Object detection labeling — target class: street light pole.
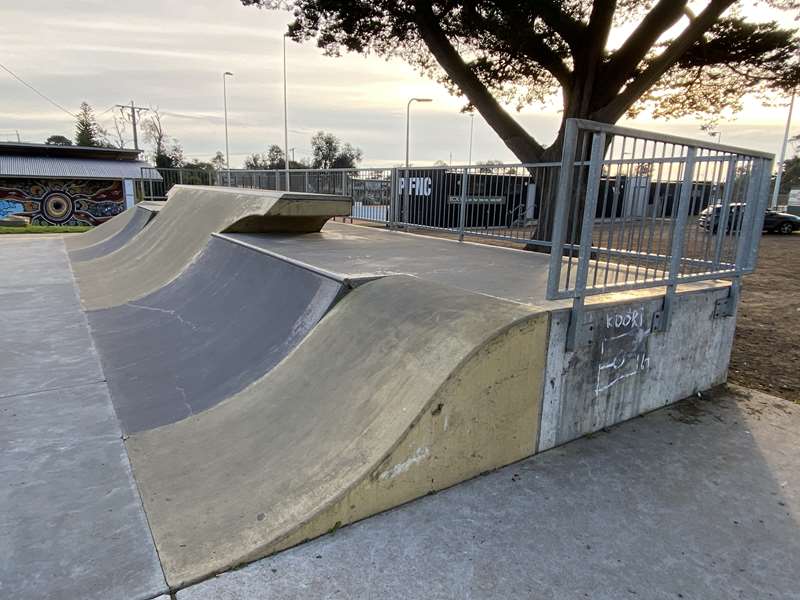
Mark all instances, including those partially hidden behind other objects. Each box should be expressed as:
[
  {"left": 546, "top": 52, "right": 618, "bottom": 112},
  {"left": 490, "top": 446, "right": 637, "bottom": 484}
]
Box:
[
  {"left": 283, "top": 34, "right": 290, "bottom": 191},
  {"left": 468, "top": 112, "right": 475, "bottom": 166},
  {"left": 223, "top": 71, "right": 234, "bottom": 185},
  {"left": 404, "top": 97, "right": 432, "bottom": 225},
  {"left": 772, "top": 87, "right": 796, "bottom": 209}
]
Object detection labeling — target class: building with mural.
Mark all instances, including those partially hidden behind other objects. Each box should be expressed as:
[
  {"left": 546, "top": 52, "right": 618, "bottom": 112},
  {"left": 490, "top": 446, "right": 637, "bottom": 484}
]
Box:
[{"left": 0, "top": 143, "right": 160, "bottom": 226}]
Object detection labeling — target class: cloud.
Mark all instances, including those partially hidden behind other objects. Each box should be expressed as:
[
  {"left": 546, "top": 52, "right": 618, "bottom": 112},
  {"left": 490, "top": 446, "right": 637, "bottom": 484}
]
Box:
[{"left": 0, "top": 0, "right": 791, "bottom": 166}]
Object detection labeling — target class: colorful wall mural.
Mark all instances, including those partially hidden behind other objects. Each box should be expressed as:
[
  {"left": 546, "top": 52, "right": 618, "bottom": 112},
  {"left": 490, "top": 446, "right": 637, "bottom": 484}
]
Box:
[{"left": 0, "top": 179, "right": 125, "bottom": 226}]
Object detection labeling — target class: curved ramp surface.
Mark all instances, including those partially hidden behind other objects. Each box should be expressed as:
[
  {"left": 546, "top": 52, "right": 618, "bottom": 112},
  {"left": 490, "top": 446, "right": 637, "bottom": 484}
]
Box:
[
  {"left": 69, "top": 203, "right": 157, "bottom": 262},
  {"left": 126, "top": 276, "right": 548, "bottom": 587},
  {"left": 64, "top": 204, "right": 138, "bottom": 251},
  {"left": 73, "top": 186, "right": 350, "bottom": 310},
  {"left": 88, "top": 235, "right": 346, "bottom": 434}
]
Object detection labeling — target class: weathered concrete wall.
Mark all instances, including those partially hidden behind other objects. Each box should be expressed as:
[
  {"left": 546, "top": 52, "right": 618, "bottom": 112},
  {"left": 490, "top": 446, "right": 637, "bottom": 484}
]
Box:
[{"left": 538, "top": 286, "right": 736, "bottom": 451}]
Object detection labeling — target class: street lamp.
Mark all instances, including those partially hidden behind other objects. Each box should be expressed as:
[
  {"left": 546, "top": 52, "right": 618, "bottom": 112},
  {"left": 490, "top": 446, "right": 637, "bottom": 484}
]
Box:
[
  {"left": 222, "top": 71, "right": 234, "bottom": 184},
  {"left": 468, "top": 111, "right": 475, "bottom": 166},
  {"left": 403, "top": 98, "right": 432, "bottom": 224},
  {"left": 772, "top": 87, "right": 796, "bottom": 209},
  {"left": 283, "top": 34, "right": 290, "bottom": 191}
]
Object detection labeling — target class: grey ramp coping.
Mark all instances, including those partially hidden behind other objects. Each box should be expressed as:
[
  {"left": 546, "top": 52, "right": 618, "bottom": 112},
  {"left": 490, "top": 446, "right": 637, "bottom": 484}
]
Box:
[
  {"left": 88, "top": 234, "right": 346, "bottom": 434},
  {"left": 64, "top": 203, "right": 139, "bottom": 251},
  {"left": 0, "top": 383, "right": 167, "bottom": 600},
  {"left": 126, "top": 276, "right": 547, "bottom": 588},
  {"left": 72, "top": 185, "right": 351, "bottom": 310},
  {"left": 69, "top": 203, "right": 156, "bottom": 262},
  {"left": 177, "top": 387, "right": 800, "bottom": 600}
]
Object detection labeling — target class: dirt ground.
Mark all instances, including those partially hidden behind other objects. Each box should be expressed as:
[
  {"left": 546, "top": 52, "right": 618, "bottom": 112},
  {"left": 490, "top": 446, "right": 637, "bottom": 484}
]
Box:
[{"left": 729, "top": 232, "right": 800, "bottom": 404}]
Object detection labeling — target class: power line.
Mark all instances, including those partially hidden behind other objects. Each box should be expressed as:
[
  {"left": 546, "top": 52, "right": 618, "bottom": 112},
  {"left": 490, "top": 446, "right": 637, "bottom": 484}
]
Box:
[{"left": 0, "top": 61, "right": 76, "bottom": 118}]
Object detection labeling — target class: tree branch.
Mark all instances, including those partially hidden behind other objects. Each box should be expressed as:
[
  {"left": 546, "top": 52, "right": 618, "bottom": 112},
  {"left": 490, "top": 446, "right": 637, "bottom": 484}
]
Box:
[
  {"left": 532, "top": 1, "right": 585, "bottom": 50},
  {"left": 412, "top": 1, "right": 546, "bottom": 161},
  {"left": 595, "top": 0, "right": 736, "bottom": 122},
  {"left": 601, "top": 0, "right": 689, "bottom": 96}
]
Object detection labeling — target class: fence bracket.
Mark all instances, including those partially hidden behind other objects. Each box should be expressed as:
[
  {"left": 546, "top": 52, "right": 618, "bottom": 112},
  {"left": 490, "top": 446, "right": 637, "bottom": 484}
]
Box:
[
  {"left": 713, "top": 279, "right": 739, "bottom": 319},
  {"left": 565, "top": 299, "right": 597, "bottom": 351}
]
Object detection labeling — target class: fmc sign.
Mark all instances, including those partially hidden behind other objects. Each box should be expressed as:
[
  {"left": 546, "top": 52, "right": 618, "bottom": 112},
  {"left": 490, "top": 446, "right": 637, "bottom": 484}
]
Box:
[{"left": 397, "top": 168, "right": 539, "bottom": 228}]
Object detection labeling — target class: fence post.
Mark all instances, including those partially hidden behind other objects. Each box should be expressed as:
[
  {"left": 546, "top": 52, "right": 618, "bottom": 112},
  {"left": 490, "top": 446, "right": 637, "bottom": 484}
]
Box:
[
  {"left": 402, "top": 167, "right": 410, "bottom": 229},
  {"left": 657, "top": 145, "right": 697, "bottom": 333},
  {"left": 565, "top": 131, "right": 606, "bottom": 350},
  {"left": 458, "top": 167, "right": 468, "bottom": 241},
  {"left": 547, "top": 118, "right": 579, "bottom": 300},
  {"left": 388, "top": 168, "right": 398, "bottom": 229}
]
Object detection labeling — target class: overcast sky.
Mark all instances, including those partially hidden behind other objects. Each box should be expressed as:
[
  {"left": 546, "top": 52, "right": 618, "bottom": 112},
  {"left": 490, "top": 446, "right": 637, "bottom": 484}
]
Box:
[{"left": 0, "top": 0, "right": 795, "bottom": 167}]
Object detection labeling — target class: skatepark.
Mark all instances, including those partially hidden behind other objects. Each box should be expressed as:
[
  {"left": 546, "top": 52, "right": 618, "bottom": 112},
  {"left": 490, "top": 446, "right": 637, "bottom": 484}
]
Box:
[{"left": 2, "top": 122, "right": 798, "bottom": 599}]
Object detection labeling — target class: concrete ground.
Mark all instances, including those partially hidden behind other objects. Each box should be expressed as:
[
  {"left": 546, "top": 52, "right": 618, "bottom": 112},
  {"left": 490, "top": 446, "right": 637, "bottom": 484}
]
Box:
[
  {"left": 2, "top": 233, "right": 798, "bottom": 599},
  {"left": 0, "top": 236, "right": 167, "bottom": 599},
  {"left": 179, "top": 385, "right": 799, "bottom": 600}
]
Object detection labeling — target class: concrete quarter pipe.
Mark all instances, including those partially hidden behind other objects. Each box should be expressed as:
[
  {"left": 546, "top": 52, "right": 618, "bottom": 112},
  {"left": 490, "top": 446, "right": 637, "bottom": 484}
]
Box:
[
  {"left": 125, "top": 276, "right": 549, "bottom": 587},
  {"left": 69, "top": 202, "right": 161, "bottom": 262},
  {"left": 88, "top": 234, "right": 348, "bottom": 433},
  {"left": 73, "top": 186, "right": 350, "bottom": 310}
]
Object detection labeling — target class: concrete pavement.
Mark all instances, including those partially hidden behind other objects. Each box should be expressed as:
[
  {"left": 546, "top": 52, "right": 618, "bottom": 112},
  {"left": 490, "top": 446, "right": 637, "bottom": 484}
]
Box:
[
  {"left": 179, "top": 385, "right": 800, "bottom": 600},
  {"left": 0, "top": 236, "right": 166, "bottom": 600}
]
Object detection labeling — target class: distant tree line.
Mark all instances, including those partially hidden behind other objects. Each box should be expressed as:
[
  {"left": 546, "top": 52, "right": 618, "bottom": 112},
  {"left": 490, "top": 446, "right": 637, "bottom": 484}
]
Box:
[
  {"left": 45, "top": 102, "right": 363, "bottom": 173},
  {"left": 244, "top": 132, "right": 362, "bottom": 170}
]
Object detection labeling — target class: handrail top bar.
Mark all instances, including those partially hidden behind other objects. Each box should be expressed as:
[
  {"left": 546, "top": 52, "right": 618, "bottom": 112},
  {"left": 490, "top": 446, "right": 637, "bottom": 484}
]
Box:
[
  {"left": 220, "top": 162, "right": 563, "bottom": 174},
  {"left": 568, "top": 118, "right": 775, "bottom": 160}
]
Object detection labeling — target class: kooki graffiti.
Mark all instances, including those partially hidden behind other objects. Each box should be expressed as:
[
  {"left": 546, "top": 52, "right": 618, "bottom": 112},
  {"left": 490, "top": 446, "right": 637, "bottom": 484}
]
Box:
[{"left": 0, "top": 179, "right": 125, "bottom": 225}]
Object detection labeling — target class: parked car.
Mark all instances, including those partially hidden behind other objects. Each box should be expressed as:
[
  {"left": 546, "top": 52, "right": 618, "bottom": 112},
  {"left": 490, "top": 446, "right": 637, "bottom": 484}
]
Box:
[
  {"left": 698, "top": 204, "right": 800, "bottom": 235},
  {"left": 697, "top": 203, "right": 744, "bottom": 234},
  {"left": 763, "top": 209, "right": 800, "bottom": 234}
]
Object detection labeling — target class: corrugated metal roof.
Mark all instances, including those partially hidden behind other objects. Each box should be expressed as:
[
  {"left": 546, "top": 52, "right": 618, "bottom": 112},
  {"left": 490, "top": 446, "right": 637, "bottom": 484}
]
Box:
[{"left": 0, "top": 156, "right": 161, "bottom": 180}]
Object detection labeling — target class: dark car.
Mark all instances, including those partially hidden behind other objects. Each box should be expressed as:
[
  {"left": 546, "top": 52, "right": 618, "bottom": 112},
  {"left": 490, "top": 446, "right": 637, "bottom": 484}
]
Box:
[
  {"left": 763, "top": 209, "right": 800, "bottom": 234},
  {"left": 698, "top": 203, "right": 744, "bottom": 234},
  {"left": 698, "top": 204, "right": 800, "bottom": 235}
]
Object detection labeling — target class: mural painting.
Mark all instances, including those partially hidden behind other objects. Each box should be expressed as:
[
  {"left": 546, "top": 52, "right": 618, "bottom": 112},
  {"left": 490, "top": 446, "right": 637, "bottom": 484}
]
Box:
[{"left": 0, "top": 179, "right": 125, "bottom": 226}]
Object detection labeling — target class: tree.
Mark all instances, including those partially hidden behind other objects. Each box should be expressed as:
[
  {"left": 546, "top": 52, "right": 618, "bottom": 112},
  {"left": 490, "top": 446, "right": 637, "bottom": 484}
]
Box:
[
  {"left": 243, "top": 1, "right": 800, "bottom": 163},
  {"left": 310, "top": 131, "right": 362, "bottom": 169},
  {"left": 778, "top": 156, "right": 800, "bottom": 195},
  {"left": 74, "top": 102, "right": 109, "bottom": 147},
  {"left": 142, "top": 109, "right": 184, "bottom": 168},
  {"left": 212, "top": 151, "right": 226, "bottom": 170},
  {"left": 45, "top": 135, "right": 72, "bottom": 146}
]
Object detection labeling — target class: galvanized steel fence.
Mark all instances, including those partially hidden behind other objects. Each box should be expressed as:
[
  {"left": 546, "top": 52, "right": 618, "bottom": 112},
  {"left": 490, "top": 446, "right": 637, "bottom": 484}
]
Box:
[{"left": 547, "top": 119, "right": 773, "bottom": 347}]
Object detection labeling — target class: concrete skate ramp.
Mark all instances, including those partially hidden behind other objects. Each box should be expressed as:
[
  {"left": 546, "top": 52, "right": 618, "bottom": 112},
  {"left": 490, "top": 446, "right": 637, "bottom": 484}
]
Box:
[
  {"left": 126, "top": 276, "right": 549, "bottom": 587},
  {"left": 73, "top": 186, "right": 351, "bottom": 310},
  {"left": 88, "top": 235, "right": 347, "bottom": 434},
  {"left": 69, "top": 203, "right": 159, "bottom": 262},
  {"left": 64, "top": 204, "right": 139, "bottom": 251}
]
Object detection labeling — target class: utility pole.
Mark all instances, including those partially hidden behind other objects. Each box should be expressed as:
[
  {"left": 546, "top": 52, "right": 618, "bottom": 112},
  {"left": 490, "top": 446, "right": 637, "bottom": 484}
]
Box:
[{"left": 115, "top": 101, "right": 149, "bottom": 150}]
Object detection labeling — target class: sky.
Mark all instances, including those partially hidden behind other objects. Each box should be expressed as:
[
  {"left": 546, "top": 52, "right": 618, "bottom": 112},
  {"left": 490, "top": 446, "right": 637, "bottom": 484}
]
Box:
[{"left": 0, "top": 0, "right": 796, "bottom": 168}]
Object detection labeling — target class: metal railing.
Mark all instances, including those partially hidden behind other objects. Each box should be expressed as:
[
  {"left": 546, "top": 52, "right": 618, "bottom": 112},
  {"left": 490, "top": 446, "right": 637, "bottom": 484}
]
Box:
[
  {"left": 140, "top": 167, "right": 214, "bottom": 201},
  {"left": 218, "top": 167, "right": 394, "bottom": 224},
  {"left": 220, "top": 164, "right": 561, "bottom": 245},
  {"left": 547, "top": 119, "right": 773, "bottom": 347}
]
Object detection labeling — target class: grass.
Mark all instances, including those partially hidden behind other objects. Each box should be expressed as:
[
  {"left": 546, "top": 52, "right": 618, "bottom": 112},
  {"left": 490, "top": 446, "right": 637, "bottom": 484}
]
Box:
[{"left": 0, "top": 225, "right": 92, "bottom": 234}]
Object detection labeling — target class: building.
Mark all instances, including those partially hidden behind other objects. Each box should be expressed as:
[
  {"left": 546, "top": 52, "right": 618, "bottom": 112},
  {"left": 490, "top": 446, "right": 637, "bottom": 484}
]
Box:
[{"left": 0, "top": 142, "right": 160, "bottom": 226}]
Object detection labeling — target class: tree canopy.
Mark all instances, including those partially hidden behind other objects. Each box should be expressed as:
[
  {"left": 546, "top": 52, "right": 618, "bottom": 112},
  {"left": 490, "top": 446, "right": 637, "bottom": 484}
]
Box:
[
  {"left": 310, "top": 131, "right": 362, "bottom": 168},
  {"left": 142, "top": 109, "right": 184, "bottom": 168},
  {"left": 243, "top": 0, "right": 800, "bottom": 162},
  {"left": 74, "top": 102, "right": 109, "bottom": 148},
  {"left": 45, "top": 135, "right": 72, "bottom": 146}
]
